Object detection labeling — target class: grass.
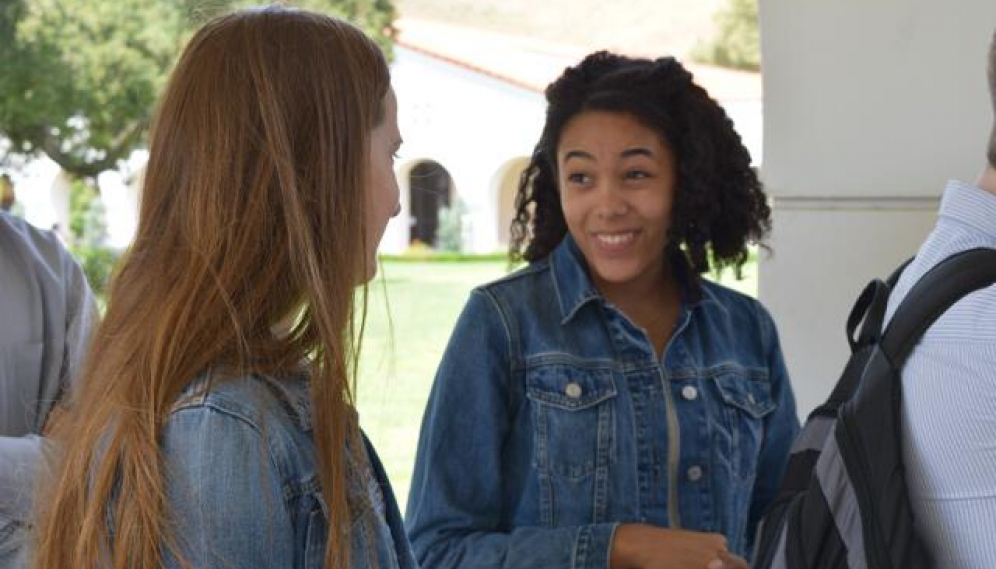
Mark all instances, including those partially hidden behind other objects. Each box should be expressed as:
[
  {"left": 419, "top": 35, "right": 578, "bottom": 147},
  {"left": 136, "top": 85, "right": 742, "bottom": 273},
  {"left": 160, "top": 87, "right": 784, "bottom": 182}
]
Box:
[
  {"left": 355, "top": 256, "right": 757, "bottom": 509},
  {"left": 355, "top": 260, "right": 509, "bottom": 509}
]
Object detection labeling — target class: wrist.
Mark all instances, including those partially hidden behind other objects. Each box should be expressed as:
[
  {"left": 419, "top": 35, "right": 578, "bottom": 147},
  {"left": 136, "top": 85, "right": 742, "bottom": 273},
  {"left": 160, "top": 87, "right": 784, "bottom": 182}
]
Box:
[{"left": 609, "top": 523, "right": 646, "bottom": 569}]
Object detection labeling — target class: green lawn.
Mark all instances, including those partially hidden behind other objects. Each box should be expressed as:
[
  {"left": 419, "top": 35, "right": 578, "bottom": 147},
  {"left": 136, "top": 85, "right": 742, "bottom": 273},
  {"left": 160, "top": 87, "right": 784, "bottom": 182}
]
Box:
[{"left": 355, "top": 257, "right": 757, "bottom": 509}]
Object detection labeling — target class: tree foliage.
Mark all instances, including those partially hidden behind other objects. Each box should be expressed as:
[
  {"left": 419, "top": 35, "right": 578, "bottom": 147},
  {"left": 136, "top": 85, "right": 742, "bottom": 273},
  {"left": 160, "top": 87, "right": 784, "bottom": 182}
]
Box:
[
  {"left": 693, "top": 0, "right": 760, "bottom": 72},
  {"left": 0, "top": 0, "right": 185, "bottom": 179},
  {"left": 0, "top": 0, "right": 396, "bottom": 183}
]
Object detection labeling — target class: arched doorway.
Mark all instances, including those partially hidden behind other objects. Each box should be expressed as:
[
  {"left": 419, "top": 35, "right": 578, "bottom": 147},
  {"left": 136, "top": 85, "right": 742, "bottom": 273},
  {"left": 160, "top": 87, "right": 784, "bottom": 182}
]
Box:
[
  {"left": 491, "top": 156, "right": 530, "bottom": 249},
  {"left": 408, "top": 160, "right": 453, "bottom": 247}
]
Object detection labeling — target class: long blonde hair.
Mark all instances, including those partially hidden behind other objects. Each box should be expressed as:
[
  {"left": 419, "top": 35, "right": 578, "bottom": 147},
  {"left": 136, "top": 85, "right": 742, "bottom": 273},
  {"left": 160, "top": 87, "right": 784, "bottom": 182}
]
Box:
[{"left": 34, "top": 7, "right": 389, "bottom": 569}]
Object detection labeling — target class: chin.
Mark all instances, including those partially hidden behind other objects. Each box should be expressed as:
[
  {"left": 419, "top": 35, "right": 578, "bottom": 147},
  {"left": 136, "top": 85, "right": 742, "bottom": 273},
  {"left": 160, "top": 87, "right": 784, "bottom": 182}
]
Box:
[
  {"left": 363, "top": 263, "right": 378, "bottom": 283},
  {"left": 590, "top": 262, "right": 640, "bottom": 285}
]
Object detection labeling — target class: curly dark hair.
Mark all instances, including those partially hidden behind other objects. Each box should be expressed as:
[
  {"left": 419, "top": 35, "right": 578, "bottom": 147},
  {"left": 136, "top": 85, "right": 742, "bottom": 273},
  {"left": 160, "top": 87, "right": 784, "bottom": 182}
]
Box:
[{"left": 509, "top": 51, "right": 771, "bottom": 278}]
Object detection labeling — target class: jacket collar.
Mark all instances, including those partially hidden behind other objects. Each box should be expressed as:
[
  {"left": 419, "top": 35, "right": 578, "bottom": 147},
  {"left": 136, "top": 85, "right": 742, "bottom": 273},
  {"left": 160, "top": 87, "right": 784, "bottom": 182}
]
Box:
[
  {"left": 550, "top": 235, "right": 603, "bottom": 324},
  {"left": 549, "top": 235, "right": 708, "bottom": 325}
]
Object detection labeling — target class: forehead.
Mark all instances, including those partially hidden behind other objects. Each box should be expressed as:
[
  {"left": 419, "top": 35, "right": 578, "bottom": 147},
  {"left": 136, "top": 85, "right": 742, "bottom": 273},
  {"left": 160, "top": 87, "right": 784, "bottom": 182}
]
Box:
[{"left": 557, "top": 111, "right": 664, "bottom": 153}]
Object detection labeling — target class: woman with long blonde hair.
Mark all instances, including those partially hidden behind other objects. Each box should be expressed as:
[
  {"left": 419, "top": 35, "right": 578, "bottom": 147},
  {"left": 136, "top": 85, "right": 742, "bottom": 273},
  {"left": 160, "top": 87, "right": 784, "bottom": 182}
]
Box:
[{"left": 33, "top": 6, "right": 412, "bottom": 569}]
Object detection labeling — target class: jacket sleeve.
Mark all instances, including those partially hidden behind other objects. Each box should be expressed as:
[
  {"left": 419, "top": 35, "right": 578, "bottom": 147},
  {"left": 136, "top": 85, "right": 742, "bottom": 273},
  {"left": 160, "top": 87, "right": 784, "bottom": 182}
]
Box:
[
  {"left": 746, "top": 304, "right": 800, "bottom": 551},
  {"left": 58, "top": 245, "right": 99, "bottom": 403},
  {"left": 0, "top": 224, "right": 98, "bottom": 528},
  {"left": 161, "top": 404, "right": 296, "bottom": 569},
  {"left": 405, "top": 289, "right": 618, "bottom": 569}
]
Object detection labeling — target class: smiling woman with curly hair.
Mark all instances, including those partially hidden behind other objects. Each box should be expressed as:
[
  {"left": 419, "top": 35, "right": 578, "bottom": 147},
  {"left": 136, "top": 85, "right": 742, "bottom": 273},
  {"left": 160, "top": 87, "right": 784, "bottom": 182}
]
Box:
[
  {"left": 510, "top": 51, "right": 770, "bottom": 277},
  {"left": 406, "top": 51, "right": 799, "bottom": 569}
]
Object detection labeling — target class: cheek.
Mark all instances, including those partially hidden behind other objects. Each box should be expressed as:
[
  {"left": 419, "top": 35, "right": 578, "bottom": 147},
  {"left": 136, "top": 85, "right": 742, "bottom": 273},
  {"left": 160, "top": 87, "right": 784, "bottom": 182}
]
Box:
[
  {"left": 372, "top": 166, "right": 398, "bottom": 224},
  {"left": 369, "top": 159, "right": 394, "bottom": 202},
  {"left": 558, "top": 188, "right": 583, "bottom": 227},
  {"left": 647, "top": 186, "right": 676, "bottom": 226}
]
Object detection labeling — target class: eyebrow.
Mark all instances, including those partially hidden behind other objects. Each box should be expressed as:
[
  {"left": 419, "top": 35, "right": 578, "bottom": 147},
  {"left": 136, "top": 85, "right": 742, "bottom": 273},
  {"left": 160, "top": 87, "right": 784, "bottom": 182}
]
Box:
[
  {"left": 562, "top": 147, "right": 655, "bottom": 163},
  {"left": 620, "top": 147, "right": 654, "bottom": 159},
  {"left": 563, "top": 150, "right": 594, "bottom": 163}
]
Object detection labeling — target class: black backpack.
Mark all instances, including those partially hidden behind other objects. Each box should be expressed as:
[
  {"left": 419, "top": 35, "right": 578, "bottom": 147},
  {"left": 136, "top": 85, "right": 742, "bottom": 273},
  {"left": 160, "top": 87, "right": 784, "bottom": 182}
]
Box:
[{"left": 752, "top": 248, "right": 996, "bottom": 569}]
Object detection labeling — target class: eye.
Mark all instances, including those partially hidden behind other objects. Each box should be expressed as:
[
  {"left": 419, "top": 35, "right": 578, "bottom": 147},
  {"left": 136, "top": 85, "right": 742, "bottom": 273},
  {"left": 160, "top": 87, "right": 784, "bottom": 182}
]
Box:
[
  {"left": 565, "top": 172, "right": 591, "bottom": 185},
  {"left": 625, "top": 170, "right": 651, "bottom": 180}
]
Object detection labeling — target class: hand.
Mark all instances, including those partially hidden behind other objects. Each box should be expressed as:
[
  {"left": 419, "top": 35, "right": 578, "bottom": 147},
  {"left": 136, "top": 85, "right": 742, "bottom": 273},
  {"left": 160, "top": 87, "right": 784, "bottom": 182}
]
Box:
[
  {"left": 715, "top": 550, "right": 748, "bottom": 569},
  {"left": 609, "top": 524, "right": 748, "bottom": 569}
]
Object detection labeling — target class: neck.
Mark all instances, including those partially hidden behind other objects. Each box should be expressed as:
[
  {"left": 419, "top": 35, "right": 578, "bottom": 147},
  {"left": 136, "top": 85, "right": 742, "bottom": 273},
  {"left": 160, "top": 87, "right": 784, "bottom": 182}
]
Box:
[
  {"left": 595, "top": 266, "right": 670, "bottom": 312},
  {"left": 593, "top": 263, "right": 681, "bottom": 358},
  {"left": 977, "top": 164, "right": 996, "bottom": 195}
]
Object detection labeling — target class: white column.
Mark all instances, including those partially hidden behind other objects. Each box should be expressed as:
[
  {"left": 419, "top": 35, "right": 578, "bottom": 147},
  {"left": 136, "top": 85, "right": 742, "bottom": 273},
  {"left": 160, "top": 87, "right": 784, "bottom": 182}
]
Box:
[{"left": 758, "top": 0, "right": 996, "bottom": 416}]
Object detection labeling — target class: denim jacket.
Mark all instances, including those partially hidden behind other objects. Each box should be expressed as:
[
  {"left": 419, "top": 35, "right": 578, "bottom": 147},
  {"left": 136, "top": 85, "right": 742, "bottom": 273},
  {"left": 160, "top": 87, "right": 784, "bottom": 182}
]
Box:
[
  {"left": 405, "top": 237, "right": 799, "bottom": 569},
  {"left": 159, "top": 372, "right": 418, "bottom": 569}
]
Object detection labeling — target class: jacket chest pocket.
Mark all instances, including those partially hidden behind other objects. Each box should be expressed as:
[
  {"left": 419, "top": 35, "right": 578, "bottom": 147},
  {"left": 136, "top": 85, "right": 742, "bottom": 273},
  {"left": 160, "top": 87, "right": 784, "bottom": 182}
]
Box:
[
  {"left": 708, "top": 371, "right": 775, "bottom": 484},
  {"left": 525, "top": 366, "right": 618, "bottom": 481}
]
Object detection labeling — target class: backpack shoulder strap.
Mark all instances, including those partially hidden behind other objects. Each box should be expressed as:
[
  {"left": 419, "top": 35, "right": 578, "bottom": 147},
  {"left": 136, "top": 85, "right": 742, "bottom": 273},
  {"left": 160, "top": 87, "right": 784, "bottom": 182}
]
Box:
[
  {"left": 819, "top": 256, "right": 913, "bottom": 414},
  {"left": 881, "top": 248, "right": 996, "bottom": 365},
  {"left": 844, "top": 256, "right": 912, "bottom": 353},
  {"left": 885, "top": 256, "right": 915, "bottom": 289}
]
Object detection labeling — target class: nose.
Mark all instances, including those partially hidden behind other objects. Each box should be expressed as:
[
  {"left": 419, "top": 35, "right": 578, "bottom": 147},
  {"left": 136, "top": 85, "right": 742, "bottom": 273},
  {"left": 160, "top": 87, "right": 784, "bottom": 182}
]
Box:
[{"left": 595, "top": 180, "right": 629, "bottom": 219}]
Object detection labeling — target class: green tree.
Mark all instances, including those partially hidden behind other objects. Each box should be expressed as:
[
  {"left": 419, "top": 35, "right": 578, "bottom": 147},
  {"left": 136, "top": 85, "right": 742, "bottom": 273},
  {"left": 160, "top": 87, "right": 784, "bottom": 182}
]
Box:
[
  {"left": 185, "top": 0, "right": 396, "bottom": 55},
  {"left": 0, "top": 0, "right": 396, "bottom": 186},
  {"left": 254, "top": 0, "right": 396, "bottom": 55},
  {"left": 67, "top": 178, "right": 120, "bottom": 295},
  {"left": 693, "top": 0, "right": 760, "bottom": 72},
  {"left": 0, "top": 0, "right": 185, "bottom": 180}
]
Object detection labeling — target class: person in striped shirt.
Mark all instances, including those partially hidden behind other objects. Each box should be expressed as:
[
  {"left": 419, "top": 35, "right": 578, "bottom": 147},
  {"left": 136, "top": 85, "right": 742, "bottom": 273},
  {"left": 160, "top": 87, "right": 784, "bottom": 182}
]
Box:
[{"left": 883, "top": 28, "right": 996, "bottom": 569}]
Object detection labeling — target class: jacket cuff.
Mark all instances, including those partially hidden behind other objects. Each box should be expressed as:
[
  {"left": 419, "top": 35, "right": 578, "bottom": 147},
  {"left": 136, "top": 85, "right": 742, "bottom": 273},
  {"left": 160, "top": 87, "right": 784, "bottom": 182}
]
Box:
[{"left": 573, "top": 522, "right": 619, "bottom": 569}]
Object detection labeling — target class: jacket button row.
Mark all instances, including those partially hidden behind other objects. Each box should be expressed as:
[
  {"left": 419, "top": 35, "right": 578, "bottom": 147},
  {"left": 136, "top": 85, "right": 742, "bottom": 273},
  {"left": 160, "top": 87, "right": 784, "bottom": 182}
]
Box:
[
  {"left": 565, "top": 382, "right": 583, "bottom": 399},
  {"left": 681, "top": 385, "right": 698, "bottom": 401}
]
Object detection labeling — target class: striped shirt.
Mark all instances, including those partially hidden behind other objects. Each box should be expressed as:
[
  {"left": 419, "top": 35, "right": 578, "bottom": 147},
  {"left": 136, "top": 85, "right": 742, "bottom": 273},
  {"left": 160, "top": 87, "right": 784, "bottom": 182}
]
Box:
[{"left": 884, "top": 180, "right": 996, "bottom": 568}]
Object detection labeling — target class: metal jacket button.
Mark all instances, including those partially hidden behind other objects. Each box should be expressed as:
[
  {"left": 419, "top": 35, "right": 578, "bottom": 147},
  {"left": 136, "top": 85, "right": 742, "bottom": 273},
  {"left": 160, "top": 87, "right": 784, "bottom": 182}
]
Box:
[{"left": 687, "top": 465, "right": 703, "bottom": 482}]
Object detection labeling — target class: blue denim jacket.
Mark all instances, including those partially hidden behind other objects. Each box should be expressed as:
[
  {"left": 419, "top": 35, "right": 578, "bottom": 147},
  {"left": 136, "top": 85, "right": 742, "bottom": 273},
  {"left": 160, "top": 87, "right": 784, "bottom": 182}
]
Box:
[
  {"left": 159, "top": 372, "right": 418, "bottom": 569},
  {"left": 405, "top": 237, "right": 799, "bottom": 569}
]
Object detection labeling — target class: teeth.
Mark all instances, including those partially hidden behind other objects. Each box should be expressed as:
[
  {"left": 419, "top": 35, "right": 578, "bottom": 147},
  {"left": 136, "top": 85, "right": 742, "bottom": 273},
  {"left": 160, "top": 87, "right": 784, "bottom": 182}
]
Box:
[{"left": 596, "top": 232, "right": 635, "bottom": 246}]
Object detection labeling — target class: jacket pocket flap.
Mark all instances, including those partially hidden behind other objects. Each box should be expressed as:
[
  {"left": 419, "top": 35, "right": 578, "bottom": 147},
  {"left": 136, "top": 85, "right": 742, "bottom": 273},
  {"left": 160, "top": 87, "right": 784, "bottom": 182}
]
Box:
[
  {"left": 526, "top": 366, "right": 617, "bottom": 411},
  {"left": 712, "top": 371, "right": 774, "bottom": 419}
]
